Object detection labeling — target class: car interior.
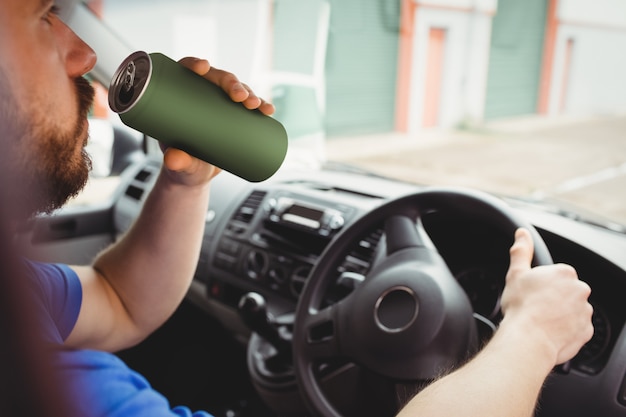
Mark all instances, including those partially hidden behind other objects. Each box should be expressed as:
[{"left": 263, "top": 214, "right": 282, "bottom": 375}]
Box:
[{"left": 12, "top": 0, "right": 626, "bottom": 416}]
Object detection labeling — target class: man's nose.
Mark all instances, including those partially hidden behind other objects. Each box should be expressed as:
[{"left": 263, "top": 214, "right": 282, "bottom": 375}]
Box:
[{"left": 62, "top": 21, "right": 97, "bottom": 78}]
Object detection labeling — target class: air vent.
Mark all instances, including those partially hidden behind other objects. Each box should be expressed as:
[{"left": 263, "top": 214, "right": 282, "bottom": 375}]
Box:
[
  {"left": 125, "top": 184, "right": 144, "bottom": 201},
  {"left": 134, "top": 169, "right": 153, "bottom": 182},
  {"left": 232, "top": 190, "right": 267, "bottom": 224},
  {"left": 339, "top": 226, "right": 384, "bottom": 275}
]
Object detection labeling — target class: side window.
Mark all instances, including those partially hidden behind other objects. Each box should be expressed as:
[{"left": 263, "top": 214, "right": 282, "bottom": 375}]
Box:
[{"left": 85, "top": 80, "right": 114, "bottom": 178}]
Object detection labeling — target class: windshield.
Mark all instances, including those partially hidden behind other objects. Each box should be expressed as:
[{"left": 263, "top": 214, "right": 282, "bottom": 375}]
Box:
[{"left": 82, "top": 0, "right": 626, "bottom": 229}]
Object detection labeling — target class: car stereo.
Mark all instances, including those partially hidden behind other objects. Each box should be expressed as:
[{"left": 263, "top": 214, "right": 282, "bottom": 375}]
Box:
[{"left": 266, "top": 197, "right": 346, "bottom": 237}]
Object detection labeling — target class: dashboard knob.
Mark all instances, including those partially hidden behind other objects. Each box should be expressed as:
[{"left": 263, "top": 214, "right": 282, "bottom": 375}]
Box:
[
  {"left": 265, "top": 198, "right": 278, "bottom": 213},
  {"left": 328, "top": 213, "right": 345, "bottom": 230}
]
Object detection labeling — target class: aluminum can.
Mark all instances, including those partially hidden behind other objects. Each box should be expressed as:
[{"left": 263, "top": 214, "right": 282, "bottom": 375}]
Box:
[{"left": 108, "top": 51, "right": 288, "bottom": 182}]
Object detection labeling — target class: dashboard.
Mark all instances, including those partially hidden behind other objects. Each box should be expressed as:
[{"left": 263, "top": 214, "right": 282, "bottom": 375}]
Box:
[{"left": 113, "top": 156, "right": 626, "bottom": 416}]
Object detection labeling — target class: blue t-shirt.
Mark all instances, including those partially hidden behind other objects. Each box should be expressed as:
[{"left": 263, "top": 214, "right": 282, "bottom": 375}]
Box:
[{"left": 23, "top": 260, "right": 213, "bottom": 417}]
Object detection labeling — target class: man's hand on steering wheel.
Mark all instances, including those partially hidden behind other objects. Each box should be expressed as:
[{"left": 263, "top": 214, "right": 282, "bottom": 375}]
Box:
[{"left": 500, "top": 228, "right": 594, "bottom": 366}]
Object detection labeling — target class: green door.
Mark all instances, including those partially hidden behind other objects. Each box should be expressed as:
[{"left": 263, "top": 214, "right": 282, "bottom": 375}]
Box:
[
  {"left": 484, "top": 0, "right": 547, "bottom": 119},
  {"left": 324, "top": 0, "right": 400, "bottom": 136},
  {"left": 272, "top": 0, "right": 400, "bottom": 137}
]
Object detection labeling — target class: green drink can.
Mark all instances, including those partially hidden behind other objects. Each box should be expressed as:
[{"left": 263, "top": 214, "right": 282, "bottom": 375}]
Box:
[{"left": 108, "top": 51, "right": 288, "bottom": 182}]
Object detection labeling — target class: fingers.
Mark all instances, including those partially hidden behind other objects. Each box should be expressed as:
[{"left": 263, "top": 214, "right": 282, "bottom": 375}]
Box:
[
  {"left": 205, "top": 68, "right": 275, "bottom": 115},
  {"left": 235, "top": 81, "right": 276, "bottom": 115},
  {"left": 506, "top": 228, "right": 534, "bottom": 281},
  {"left": 556, "top": 280, "right": 594, "bottom": 364},
  {"left": 178, "top": 56, "right": 275, "bottom": 116},
  {"left": 207, "top": 68, "right": 250, "bottom": 103},
  {"left": 501, "top": 228, "right": 594, "bottom": 366},
  {"left": 178, "top": 56, "right": 211, "bottom": 77}
]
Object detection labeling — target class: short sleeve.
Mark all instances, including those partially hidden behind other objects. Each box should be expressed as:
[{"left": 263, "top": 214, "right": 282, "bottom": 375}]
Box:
[{"left": 22, "top": 260, "right": 83, "bottom": 344}]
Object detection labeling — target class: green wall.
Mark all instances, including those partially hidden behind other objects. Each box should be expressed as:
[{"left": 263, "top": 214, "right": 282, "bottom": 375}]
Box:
[
  {"left": 272, "top": 0, "right": 401, "bottom": 137},
  {"left": 484, "top": 0, "right": 548, "bottom": 119}
]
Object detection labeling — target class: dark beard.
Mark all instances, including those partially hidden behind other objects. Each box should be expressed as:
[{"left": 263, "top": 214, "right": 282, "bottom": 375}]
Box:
[{"left": 0, "top": 73, "right": 95, "bottom": 223}]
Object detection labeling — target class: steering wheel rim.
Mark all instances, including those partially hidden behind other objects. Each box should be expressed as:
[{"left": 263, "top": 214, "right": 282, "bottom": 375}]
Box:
[{"left": 292, "top": 187, "right": 553, "bottom": 417}]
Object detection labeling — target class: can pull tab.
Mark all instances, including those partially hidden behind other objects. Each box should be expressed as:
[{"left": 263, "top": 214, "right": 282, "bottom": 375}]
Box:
[{"left": 118, "top": 61, "right": 136, "bottom": 104}]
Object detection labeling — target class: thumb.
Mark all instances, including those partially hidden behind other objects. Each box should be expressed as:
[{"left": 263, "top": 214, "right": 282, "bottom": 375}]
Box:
[
  {"left": 163, "top": 147, "right": 194, "bottom": 173},
  {"left": 506, "top": 228, "right": 534, "bottom": 281}
]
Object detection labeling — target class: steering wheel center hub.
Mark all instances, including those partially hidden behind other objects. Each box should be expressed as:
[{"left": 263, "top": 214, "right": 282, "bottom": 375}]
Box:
[{"left": 374, "top": 286, "right": 419, "bottom": 333}]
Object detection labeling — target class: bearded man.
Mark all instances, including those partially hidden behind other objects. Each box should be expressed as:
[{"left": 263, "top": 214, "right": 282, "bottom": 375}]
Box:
[{"left": 0, "top": 1, "right": 593, "bottom": 417}]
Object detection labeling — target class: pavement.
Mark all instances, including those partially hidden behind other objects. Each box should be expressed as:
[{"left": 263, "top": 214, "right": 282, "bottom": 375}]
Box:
[{"left": 326, "top": 113, "right": 626, "bottom": 228}]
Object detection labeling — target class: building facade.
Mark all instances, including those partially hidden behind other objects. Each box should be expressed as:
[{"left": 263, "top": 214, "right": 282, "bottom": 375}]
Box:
[
  {"left": 97, "top": 0, "right": 626, "bottom": 138},
  {"left": 394, "top": 0, "right": 626, "bottom": 133}
]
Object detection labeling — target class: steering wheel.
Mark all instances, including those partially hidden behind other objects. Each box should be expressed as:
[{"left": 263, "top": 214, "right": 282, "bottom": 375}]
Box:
[{"left": 292, "top": 187, "right": 552, "bottom": 417}]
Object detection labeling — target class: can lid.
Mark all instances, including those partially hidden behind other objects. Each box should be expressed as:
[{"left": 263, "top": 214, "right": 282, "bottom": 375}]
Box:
[{"left": 108, "top": 51, "right": 152, "bottom": 114}]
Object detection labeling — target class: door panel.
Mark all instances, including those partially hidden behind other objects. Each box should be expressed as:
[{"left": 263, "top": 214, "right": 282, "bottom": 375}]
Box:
[
  {"left": 484, "top": 0, "right": 547, "bottom": 119},
  {"left": 16, "top": 206, "right": 115, "bottom": 265}
]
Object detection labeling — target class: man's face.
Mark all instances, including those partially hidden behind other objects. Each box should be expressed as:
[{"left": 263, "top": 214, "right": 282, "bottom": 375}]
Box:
[{"left": 0, "top": 0, "right": 97, "bottom": 222}]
